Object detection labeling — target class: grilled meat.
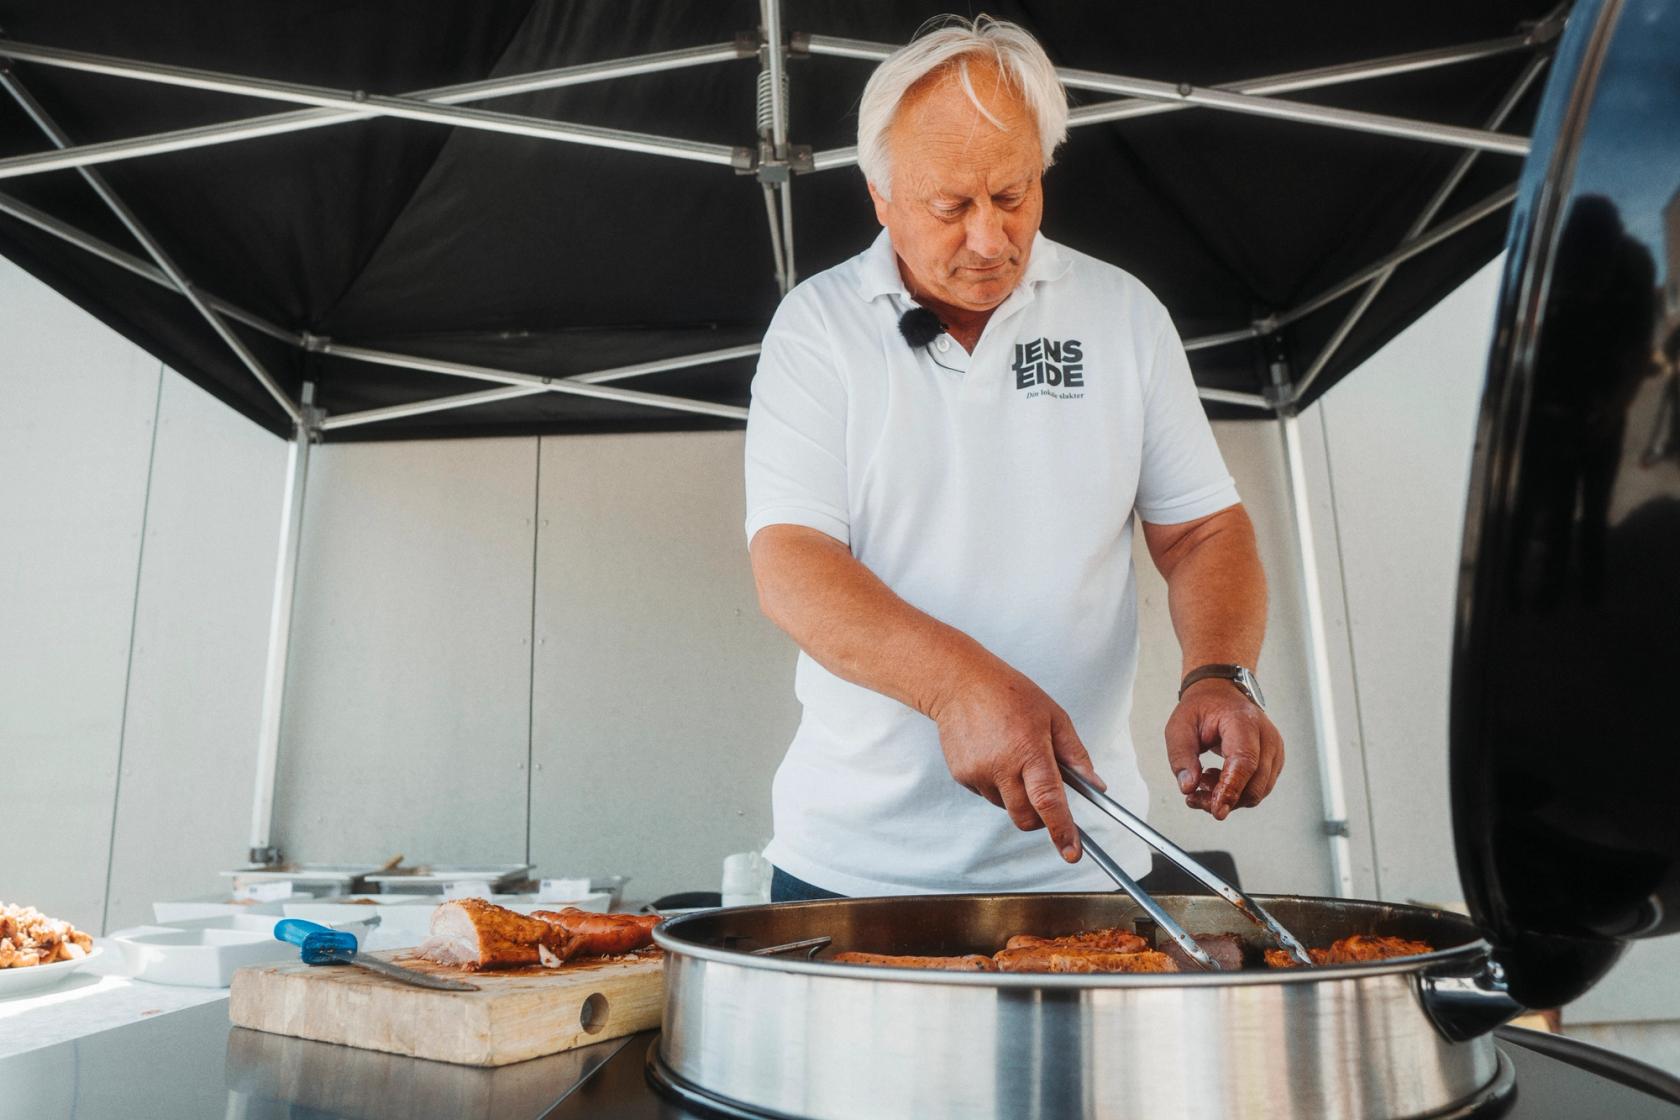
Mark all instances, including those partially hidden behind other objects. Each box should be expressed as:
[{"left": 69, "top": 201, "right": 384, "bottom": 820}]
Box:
[
  {"left": 994, "top": 946, "right": 1180, "bottom": 973},
  {"left": 0, "top": 902, "right": 93, "bottom": 968},
  {"left": 1003, "top": 926, "right": 1149, "bottom": 954},
  {"left": 417, "top": 899, "right": 572, "bottom": 970},
  {"left": 1159, "top": 932, "right": 1247, "bottom": 971},
  {"left": 531, "top": 908, "right": 662, "bottom": 959},
  {"left": 1264, "top": 934, "right": 1434, "bottom": 969},
  {"left": 831, "top": 951, "right": 997, "bottom": 971}
]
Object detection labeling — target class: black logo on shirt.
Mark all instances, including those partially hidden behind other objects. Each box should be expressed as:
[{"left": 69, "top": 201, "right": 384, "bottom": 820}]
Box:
[{"left": 1012, "top": 338, "right": 1084, "bottom": 392}]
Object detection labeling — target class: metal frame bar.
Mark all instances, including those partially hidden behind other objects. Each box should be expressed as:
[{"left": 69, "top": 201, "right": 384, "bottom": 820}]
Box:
[
  {"left": 249, "top": 383, "right": 315, "bottom": 863},
  {"left": 1291, "top": 52, "right": 1552, "bottom": 400},
  {"left": 804, "top": 33, "right": 1531, "bottom": 169},
  {"left": 319, "top": 385, "right": 546, "bottom": 432},
  {"left": 317, "top": 341, "right": 751, "bottom": 422},
  {"left": 0, "top": 41, "right": 750, "bottom": 181},
  {"left": 0, "top": 39, "right": 743, "bottom": 168},
  {"left": 1280, "top": 411, "right": 1355, "bottom": 898},
  {"left": 0, "top": 69, "right": 302, "bottom": 423},
  {"left": 1196, "top": 387, "right": 1271, "bottom": 409}
]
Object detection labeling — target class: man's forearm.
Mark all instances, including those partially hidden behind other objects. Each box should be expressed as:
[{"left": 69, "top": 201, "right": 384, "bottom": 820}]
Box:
[
  {"left": 749, "top": 524, "right": 993, "bottom": 718},
  {"left": 1144, "top": 506, "right": 1267, "bottom": 675}
]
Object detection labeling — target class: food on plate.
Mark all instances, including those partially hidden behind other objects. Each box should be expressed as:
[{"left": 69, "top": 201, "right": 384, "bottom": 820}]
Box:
[
  {"left": 415, "top": 899, "right": 663, "bottom": 971},
  {"left": 993, "top": 946, "right": 1180, "bottom": 973},
  {"left": 1264, "top": 934, "right": 1434, "bottom": 969},
  {"left": 0, "top": 902, "right": 93, "bottom": 968},
  {"left": 531, "top": 907, "right": 662, "bottom": 958},
  {"left": 1003, "top": 926, "right": 1148, "bottom": 954},
  {"left": 831, "top": 951, "right": 997, "bottom": 971}
]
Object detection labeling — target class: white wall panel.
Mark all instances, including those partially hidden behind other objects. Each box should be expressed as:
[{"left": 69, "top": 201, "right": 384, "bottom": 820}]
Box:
[
  {"left": 1317, "top": 258, "right": 1502, "bottom": 907},
  {"left": 272, "top": 437, "right": 536, "bottom": 866},
  {"left": 0, "top": 257, "right": 159, "bottom": 931},
  {"left": 529, "top": 432, "right": 800, "bottom": 902},
  {"left": 103, "top": 370, "right": 286, "bottom": 931}
]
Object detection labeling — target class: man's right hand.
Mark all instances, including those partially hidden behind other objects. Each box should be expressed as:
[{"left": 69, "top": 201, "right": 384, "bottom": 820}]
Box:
[{"left": 928, "top": 663, "right": 1107, "bottom": 864}]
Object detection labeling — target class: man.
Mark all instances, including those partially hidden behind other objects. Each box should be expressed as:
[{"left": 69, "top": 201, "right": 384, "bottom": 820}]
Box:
[{"left": 744, "top": 17, "right": 1283, "bottom": 902}]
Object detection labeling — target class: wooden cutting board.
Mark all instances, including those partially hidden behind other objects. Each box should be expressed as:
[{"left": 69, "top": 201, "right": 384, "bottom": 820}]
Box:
[{"left": 228, "top": 948, "right": 664, "bottom": 1067}]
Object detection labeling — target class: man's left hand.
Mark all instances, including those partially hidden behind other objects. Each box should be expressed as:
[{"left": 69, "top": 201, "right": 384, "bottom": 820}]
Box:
[{"left": 1164, "top": 678, "right": 1284, "bottom": 820}]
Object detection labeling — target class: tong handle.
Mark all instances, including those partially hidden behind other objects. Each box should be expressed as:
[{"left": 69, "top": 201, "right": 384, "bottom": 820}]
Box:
[{"left": 1062, "top": 766, "right": 1314, "bottom": 965}]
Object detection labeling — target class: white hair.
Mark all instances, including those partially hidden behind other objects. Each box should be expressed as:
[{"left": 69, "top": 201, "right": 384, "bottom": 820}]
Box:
[{"left": 857, "top": 15, "right": 1068, "bottom": 199}]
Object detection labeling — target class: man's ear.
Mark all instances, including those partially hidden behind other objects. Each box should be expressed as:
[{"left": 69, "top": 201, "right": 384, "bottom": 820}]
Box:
[{"left": 866, "top": 179, "right": 891, "bottom": 228}]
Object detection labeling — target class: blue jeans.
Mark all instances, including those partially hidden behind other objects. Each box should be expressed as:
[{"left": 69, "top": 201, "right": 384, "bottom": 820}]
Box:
[{"left": 771, "top": 867, "right": 846, "bottom": 902}]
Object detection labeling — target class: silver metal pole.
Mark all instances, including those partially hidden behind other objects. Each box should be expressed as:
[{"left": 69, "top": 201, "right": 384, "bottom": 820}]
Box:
[
  {"left": 761, "top": 0, "right": 788, "bottom": 153},
  {"left": 1275, "top": 185, "right": 1517, "bottom": 330},
  {"left": 802, "top": 34, "right": 1530, "bottom": 158},
  {"left": 0, "top": 41, "right": 749, "bottom": 181},
  {"left": 319, "top": 384, "right": 546, "bottom": 431},
  {"left": 0, "top": 191, "right": 301, "bottom": 345},
  {"left": 1196, "top": 387, "right": 1271, "bottom": 409},
  {"left": 249, "top": 384, "right": 316, "bottom": 864},
  {"left": 1184, "top": 325, "right": 1263, "bottom": 352},
  {"left": 779, "top": 182, "right": 797, "bottom": 289},
  {"left": 762, "top": 184, "right": 790, "bottom": 295},
  {"left": 320, "top": 342, "right": 763, "bottom": 430},
  {"left": 1279, "top": 411, "right": 1355, "bottom": 897},
  {"left": 0, "top": 70, "right": 302, "bottom": 424},
  {"left": 1291, "top": 53, "right": 1551, "bottom": 401},
  {"left": 319, "top": 341, "right": 750, "bottom": 421},
  {"left": 1066, "top": 34, "right": 1537, "bottom": 129},
  {"left": 0, "top": 39, "right": 742, "bottom": 168}
]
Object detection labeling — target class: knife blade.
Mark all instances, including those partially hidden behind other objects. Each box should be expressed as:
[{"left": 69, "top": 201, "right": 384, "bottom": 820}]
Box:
[
  {"left": 273, "top": 918, "right": 480, "bottom": 992},
  {"left": 315, "top": 946, "right": 480, "bottom": 991}
]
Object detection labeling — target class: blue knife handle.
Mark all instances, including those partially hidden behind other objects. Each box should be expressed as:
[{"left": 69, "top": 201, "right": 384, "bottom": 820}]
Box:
[{"left": 273, "top": 918, "right": 360, "bottom": 964}]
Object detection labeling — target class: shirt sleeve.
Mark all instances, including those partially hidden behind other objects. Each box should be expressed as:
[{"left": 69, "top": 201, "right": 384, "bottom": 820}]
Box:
[
  {"left": 743, "top": 292, "right": 851, "bottom": 547},
  {"left": 1134, "top": 316, "right": 1241, "bottom": 524}
]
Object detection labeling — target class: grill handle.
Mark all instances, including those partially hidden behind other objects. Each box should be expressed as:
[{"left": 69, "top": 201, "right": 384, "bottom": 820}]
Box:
[{"left": 1416, "top": 951, "right": 1525, "bottom": 1042}]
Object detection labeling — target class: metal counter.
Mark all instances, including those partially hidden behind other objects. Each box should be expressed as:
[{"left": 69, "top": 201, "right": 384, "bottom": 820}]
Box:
[{"left": 3, "top": 1000, "right": 1677, "bottom": 1119}]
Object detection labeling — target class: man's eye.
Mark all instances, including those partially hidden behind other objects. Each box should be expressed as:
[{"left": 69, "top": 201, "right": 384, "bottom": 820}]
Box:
[{"left": 996, "top": 194, "right": 1024, "bottom": 208}]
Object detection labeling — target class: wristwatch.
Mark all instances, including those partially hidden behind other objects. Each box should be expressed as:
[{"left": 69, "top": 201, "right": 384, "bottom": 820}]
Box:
[{"left": 1178, "top": 664, "right": 1266, "bottom": 711}]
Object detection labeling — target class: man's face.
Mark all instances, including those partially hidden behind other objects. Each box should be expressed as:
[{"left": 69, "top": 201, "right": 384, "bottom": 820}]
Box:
[{"left": 868, "top": 60, "right": 1045, "bottom": 314}]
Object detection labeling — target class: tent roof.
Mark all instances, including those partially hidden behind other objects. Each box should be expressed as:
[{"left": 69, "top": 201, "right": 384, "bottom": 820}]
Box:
[{"left": 0, "top": 1, "right": 1564, "bottom": 440}]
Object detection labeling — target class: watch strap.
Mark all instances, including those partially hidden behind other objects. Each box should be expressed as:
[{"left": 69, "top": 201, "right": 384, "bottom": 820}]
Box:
[{"left": 1178, "top": 663, "right": 1263, "bottom": 708}]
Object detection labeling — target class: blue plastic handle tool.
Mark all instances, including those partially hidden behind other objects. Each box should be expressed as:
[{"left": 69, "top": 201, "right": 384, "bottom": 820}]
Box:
[{"left": 273, "top": 918, "right": 360, "bottom": 965}]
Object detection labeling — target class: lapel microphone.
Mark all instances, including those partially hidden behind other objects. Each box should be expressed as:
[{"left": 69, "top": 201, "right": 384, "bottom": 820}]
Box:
[{"left": 897, "top": 306, "right": 945, "bottom": 348}]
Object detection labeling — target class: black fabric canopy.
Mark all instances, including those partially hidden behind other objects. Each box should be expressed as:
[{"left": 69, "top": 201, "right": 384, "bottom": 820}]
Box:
[{"left": 0, "top": 1, "right": 1562, "bottom": 440}]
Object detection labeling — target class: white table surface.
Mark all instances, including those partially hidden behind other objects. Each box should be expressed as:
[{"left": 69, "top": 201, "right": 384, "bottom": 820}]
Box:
[{"left": 0, "top": 942, "right": 229, "bottom": 1059}]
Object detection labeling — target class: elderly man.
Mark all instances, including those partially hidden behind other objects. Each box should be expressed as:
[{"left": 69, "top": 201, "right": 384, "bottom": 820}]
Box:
[{"left": 744, "top": 17, "right": 1282, "bottom": 902}]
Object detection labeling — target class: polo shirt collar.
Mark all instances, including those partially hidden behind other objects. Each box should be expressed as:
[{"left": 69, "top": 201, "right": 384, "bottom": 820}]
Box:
[{"left": 854, "top": 229, "right": 1071, "bottom": 305}]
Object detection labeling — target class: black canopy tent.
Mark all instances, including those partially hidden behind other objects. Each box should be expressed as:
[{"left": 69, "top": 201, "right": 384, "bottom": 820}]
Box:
[{"left": 0, "top": 1, "right": 1566, "bottom": 880}]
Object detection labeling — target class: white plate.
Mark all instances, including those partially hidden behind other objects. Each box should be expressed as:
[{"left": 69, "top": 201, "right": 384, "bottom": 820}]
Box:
[
  {"left": 0, "top": 946, "right": 104, "bottom": 999},
  {"left": 111, "top": 915, "right": 377, "bottom": 987}
]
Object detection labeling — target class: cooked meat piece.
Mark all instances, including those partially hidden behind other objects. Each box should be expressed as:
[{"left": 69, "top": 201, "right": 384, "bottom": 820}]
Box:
[
  {"left": 1003, "top": 926, "right": 1149, "bottom": 954},
  {"left": 1264, "top": 934, "right": 1434, "bottom": 969},
  {"left": 531, "top": 908, "right": 662, "bottom": 959},
  {"left": 416, "top": 899, "right": 573, "bottom": 970},
  {"left": 831, "top": 951, "right": 997, "bottom": 971},
  {"left": 0, "top": 903, "right": 93, "bottom": 969},
  {"left": 1159, "top": 933, "right": 1247, "bottom": 972},
  {"left": 993, "top": 947, "right": 1179, "bottom": 974}
]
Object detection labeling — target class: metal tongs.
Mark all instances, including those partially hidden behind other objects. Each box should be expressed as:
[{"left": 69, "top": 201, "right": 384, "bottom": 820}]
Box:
[{"left": 1061, "top": 766, "right": 1314, "bottom": 970}]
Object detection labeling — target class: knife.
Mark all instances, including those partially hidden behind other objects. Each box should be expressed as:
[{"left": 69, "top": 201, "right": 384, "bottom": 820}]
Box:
[{"left": 274, "top": 918, "right": 479, "bottom": 992}]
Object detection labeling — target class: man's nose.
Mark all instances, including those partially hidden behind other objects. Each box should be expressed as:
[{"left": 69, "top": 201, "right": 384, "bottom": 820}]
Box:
[{"left": 965, "top": 202, "right": 1008, "bottom": 261}]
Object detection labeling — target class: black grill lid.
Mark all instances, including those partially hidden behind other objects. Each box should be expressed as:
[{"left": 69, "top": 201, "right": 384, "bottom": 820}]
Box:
[{"left": 1451, "top": 0, "right": 1680, "bottom": 1009}]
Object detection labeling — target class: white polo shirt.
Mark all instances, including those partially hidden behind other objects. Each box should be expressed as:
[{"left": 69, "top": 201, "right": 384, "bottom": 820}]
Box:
[{"left": 744, "top": 228, "right": 1238, "bottom": 896}]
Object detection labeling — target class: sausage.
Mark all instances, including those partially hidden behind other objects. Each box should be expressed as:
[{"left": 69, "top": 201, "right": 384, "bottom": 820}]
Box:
[
  {"left": 992, "top": 947, "right": 1180, "bottom": 974},
  {"left": 532, "top": 908, "right": 662, "bottom": 959},
  {"left": 1003, "top": 927, "right": 1149, "bottom": 954},
  {"left": 831, "top": 951, "right": 997, "bottom": 971}
]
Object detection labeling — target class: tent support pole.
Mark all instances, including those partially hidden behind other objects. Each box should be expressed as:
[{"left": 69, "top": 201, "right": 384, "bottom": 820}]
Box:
[
  {"left": 0, "top": 41, "right": 753, "bottom": 181},
  {"left": 1291, "top": 51, "right": 1553, "bottom": 402},
  {"left": 249, "top": 384, "right": 317, "bottom": 865},
  {"left": 0, "top": 39, "right": 748, "bottom": 170},
  {"left": 1278, "top": 404, "right": 1356, "bottom": 897},
  {"left": 0, "top": 68, "right": 301, "bottom": 424}
]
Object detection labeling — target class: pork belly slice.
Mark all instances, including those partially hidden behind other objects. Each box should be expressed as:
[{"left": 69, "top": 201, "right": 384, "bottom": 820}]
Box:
[
  {"left": 531, "top": 908, "right": 662, "bottom": 959},
  {"left": 993, "top": 947, "right": 1180, "bottom": 974},
  {"left": 1003, "top": 926, "right": 1149, "bottom": 954},
  {"left": 416, "top": 899, "right": 572, "bottom": 971},
  {"left": 831, "top": 951, "right": 997, "bottom": 971}
]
